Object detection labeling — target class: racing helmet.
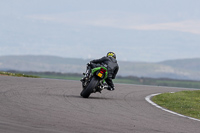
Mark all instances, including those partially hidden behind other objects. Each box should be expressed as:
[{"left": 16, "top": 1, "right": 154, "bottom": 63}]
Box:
[{"left": 107, "top": 52, "right": 116, "bottom": 59}]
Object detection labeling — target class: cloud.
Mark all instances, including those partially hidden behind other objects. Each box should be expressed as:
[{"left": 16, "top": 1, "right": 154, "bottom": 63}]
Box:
[
  {"left": 127, "top": 20, "right": 200, "bottom": 35},
  {"left": 27, "top": 11, "right": 200, "bottom": 35}
]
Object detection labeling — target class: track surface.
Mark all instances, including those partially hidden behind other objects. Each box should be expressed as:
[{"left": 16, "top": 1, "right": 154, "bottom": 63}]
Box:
[{"left": 0, "top": 76, "right": 199, "bottom": 133}]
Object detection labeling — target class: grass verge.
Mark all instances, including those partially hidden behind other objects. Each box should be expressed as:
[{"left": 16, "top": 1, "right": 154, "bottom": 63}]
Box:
[
  {"left": 152, "top": 90, "right": 200, "bottom": 119},
  {"left": 0, "top": 71, "right": 39, "bottom": 78},
  {"left": 6, "top": 71, "right": 200, "bottom": 89}
]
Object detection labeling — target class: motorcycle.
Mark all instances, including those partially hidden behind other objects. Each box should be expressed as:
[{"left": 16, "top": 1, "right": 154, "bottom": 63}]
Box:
[{"left": 80, "top": 64, "right": 108, "bottom": 98}]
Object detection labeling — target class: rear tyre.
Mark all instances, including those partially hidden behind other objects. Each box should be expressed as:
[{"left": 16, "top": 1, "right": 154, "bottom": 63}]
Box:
[{"left": 80, "top": 77, "right": 99, "bottom": 98}]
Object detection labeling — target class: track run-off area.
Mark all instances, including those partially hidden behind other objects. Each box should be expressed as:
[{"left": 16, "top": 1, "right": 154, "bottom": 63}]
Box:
[{"left": 0, "top": 76, "right": 199, "bottom": 133}]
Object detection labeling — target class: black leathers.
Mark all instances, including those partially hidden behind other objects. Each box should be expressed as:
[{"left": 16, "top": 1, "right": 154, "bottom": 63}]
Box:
[{"left": 90, "top": 56, "right": 119, "bottom": 88}]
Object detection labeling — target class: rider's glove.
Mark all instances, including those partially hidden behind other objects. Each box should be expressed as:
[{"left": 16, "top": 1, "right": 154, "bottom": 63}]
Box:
[{"left": 107, "top": 86, "right": 115, "bottom": 91}]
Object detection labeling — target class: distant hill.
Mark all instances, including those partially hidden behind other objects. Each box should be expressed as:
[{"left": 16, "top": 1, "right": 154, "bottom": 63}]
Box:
[
  {"left": 0, "top": 55, "right": 200, "bottom": 80},
  {"left": 159, "top": 58, "right": 200, "bottom": 71},
  {"left": 0, "top": 55, "right": 88, "bottom": 73}
]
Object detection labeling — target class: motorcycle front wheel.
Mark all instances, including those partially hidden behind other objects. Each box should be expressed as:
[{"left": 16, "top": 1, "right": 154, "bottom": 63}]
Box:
[{"left": 80, "top": 77, "right": 99, "bottom": 98}]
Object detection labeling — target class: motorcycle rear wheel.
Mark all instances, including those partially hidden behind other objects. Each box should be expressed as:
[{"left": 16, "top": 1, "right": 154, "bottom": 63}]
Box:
[{"left": 80, "top": 77, "right": 99, "bottom": 98}]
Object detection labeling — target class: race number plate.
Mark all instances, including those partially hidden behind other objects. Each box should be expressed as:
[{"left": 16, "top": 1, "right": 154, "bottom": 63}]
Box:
[{"left": 97, "top": 72, "right": 103, "bottom": 77}]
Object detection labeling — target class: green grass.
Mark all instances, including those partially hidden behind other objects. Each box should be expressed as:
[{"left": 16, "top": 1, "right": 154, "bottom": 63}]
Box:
[
  {"left": 35, "top": 74, "right": 81, "bottom": 80},
  {"left": 152, "top": 90, "right": 200, "bottom": 119},
  {"left": 13, "top": 71, "right": 200, "bottom": 89},
  {"left": 0, "top": 71, "right": 40, "bottom": 78},
  {"left": 22, "top": 72, "right": 81, "bottom": 80}
]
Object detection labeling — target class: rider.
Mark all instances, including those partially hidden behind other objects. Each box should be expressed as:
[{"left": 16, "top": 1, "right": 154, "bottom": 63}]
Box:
[{"left": 86, "top": 52, "right": 119, "bottom": 91}]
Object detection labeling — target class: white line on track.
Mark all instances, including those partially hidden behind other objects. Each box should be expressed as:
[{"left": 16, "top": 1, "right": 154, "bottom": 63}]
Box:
[{"left": 145, "top": 93, "right": 200, "bottom": 122}]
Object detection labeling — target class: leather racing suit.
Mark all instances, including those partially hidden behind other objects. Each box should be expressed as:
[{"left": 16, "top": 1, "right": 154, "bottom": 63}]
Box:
[{"left": 90, "top": 56, "right": 119, "bottom": 89}]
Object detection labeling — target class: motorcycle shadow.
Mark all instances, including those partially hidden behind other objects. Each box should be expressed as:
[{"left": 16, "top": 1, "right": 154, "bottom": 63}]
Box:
[{"left": 65, "top": 94, "right": 113, "bottom": 100}]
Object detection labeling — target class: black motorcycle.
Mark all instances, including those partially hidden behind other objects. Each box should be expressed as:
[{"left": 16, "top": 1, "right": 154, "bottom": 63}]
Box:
[{"left": 80, "top": 64, "right": 108, "bottom": 98}]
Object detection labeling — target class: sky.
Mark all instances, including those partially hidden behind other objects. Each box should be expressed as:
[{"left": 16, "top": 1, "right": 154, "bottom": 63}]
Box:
[{"left": 0, "top": 0, "right": 200, "bottom": 62}]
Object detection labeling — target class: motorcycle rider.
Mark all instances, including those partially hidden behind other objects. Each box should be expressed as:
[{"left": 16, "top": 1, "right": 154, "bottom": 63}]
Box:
[{"left": 82, "top": 52, "right": 119, "bottom": 91}]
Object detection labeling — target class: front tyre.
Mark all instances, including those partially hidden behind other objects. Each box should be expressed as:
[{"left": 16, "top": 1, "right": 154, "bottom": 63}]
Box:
[{"left": 80, "top": 77, "right": 99, "bottom": 98}]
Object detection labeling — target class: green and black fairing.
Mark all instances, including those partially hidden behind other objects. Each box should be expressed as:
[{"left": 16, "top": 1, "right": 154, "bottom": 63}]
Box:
[{"left": 80, "top": 66, "right": 108, "bottom": 98}]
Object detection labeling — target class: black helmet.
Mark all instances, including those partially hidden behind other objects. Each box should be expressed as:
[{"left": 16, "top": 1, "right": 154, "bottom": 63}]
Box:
[{"left": 107, "top": 52, "right": 116, "bottom": 59}]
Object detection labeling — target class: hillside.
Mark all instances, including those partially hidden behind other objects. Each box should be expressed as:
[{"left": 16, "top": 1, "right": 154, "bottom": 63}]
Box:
[
  {"left": 0, "top": 55, "right": 200, "bottom": 80},
  {"left": 159, "top": 58, "right": 200, "bottom": 71}
]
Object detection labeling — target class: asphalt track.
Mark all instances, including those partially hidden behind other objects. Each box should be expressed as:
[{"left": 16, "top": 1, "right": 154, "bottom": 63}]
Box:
[{"left": 0, "top": 76, "right": 199, "bottom": 133}]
